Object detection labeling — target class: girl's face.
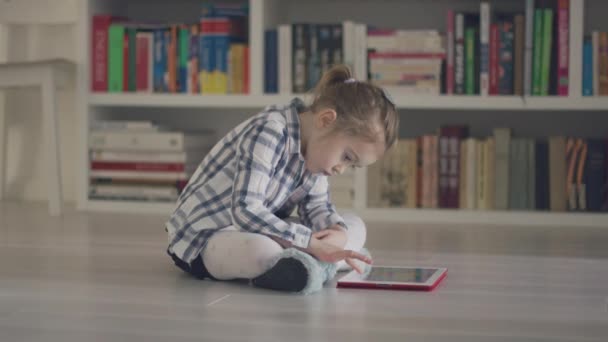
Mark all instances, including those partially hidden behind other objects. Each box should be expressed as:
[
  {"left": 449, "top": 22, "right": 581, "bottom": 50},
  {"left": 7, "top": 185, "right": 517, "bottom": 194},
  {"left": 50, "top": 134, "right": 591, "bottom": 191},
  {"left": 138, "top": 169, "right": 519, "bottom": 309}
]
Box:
[{"left": 303, "top": 110, "right": 385, "bottom": 176}]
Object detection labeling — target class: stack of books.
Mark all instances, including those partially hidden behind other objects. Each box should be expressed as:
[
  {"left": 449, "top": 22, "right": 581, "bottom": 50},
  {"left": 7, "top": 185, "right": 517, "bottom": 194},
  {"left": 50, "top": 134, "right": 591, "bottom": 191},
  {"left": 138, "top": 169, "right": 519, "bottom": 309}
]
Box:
[
  {"left": 88, "top": 120, "right": 215, "bottom": 202},
  {"left": 368, "top": 29, "right": 445, "bottom": 95}
]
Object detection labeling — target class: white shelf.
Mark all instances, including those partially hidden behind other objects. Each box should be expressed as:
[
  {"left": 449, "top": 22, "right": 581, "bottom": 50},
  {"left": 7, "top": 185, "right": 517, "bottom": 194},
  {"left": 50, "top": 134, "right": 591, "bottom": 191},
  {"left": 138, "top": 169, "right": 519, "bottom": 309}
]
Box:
[
  {"left": 82, "top": 199, "right": 607, "bottom": 228},
  {"left": 89, "top": 93, "right": 296, "bottom": 108},
  {"left": 89, "top": 93, "right": 608, "bottom": 110},
  {"left": 76, "top": 0, "right": 608, "bottom": 226}
]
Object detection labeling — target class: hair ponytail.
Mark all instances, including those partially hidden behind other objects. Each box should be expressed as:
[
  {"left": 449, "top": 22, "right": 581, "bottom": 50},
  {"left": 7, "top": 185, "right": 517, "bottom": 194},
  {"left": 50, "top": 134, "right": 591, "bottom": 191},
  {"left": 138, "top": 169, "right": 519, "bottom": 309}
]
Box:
[{"left": 308, "top": 65, "right": 399, "bottom": 151}]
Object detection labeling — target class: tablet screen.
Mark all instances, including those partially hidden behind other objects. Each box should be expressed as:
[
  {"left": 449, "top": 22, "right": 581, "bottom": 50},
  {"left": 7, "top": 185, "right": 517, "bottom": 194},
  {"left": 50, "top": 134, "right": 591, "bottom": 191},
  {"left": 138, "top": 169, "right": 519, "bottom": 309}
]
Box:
[{"left": 363, "top": 267, "right": 439, "bottom": 283}]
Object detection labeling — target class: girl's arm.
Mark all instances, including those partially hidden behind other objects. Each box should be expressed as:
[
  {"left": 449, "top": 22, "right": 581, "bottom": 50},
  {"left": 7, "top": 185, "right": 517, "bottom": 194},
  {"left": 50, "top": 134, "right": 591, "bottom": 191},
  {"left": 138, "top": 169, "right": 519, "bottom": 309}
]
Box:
[
  {"left": 297, "top": 176, "right": 347, "bottom": 233},
  {"left": 231, "top": 119, "right": 312, "bottom": 248}
]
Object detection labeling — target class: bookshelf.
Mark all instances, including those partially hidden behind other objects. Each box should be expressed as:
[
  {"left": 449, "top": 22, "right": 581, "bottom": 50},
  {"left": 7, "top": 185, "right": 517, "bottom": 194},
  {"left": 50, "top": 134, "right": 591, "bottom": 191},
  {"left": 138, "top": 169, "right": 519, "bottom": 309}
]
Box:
[{"left": 77, "top": 0, "right": 608, "bottom": 228}]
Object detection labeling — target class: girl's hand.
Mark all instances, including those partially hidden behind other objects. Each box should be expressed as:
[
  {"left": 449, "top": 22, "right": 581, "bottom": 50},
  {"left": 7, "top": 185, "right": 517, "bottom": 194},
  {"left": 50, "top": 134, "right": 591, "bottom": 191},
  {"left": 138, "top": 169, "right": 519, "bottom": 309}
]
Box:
[
  {"left": 312, "top": 225, "right": 348, "bottom": 249},
  {"left": 306, "top": 236, "right": 372, "bottom": 274}
]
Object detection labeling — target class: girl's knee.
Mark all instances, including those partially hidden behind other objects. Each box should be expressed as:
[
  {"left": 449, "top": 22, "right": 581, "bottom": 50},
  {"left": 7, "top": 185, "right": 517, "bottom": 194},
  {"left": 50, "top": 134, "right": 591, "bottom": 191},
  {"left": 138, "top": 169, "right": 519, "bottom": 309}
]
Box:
[
  {"left": 242, "top": 234, "right": 284, "bottom": 266},
  {"left": 340, "top": 212, "right": 367, "bottom": 245}
]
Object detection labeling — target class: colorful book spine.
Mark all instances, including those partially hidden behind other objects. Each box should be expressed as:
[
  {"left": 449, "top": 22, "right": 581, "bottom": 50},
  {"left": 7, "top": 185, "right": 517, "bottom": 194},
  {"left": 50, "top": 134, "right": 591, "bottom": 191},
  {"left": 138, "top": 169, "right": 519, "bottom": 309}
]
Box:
[
  {"left": 123, "top": 31, "right": 129, "bottom": 91},
  {"left": 179, "top": 26, "right": 189, "bottom": 93},
  {"left": 592, "top": 32, "right": 600, "bottom": 96},
  {"left": 215, "top": 19, "right": 231, "bottom": 94},
  {"left": 498, "top": 18, "right": 515, "bottom": 95},
  {"left": 465, "top": 27, "right": 476, "bottom": 95},
  {"left": 244, "top": 45, "right": 250, "bottom": 93},
  {"left": 454, "top": 13, "right": 465, "bottom": 95},
  {"left": 532, "top": 9, "right": 544, "bottom": 95},
  {"left": 91, "top": 15, "right": 118, "bottom": 91},
  {"left": 167, "top": 26, "right": 178, "bottom": 93},
  {"left": 188, "top": 24, "right": 199, "bottom": 94},
  {"left": 524, "top": 0, "right": 535, "bottom": 96},
  {"left": 557, "top": 0, "right": 569, "bottom": 96},
  {"left": 265, "top": 29, "right": 278, "bottom": 93},
  {"left": 540, "top": 9, "right": 554, "bottom": 96},
  {"left": 307, "top": 24, "right": 321, "bottom": 90},
  {"left": 479, "top": 2, "right": 490, "bottom": 96},
  {"left": 200, "top": 14, "right": 215, "bottom": 93},
  {"left": 107, "top": 24, "right": 124, "bottom": 92},
  {"left": 135, "top": 32, "right": 153, "bottom": 92},
  {"left": 600, "top": 32, "right": 608, "bottom": 95},
  {"left": 126, "top": 27, "right": 137, "bottom": 92},
  {"left": 446, "top": 10, "right": 455, "bottom": 94},
  {"left": 153, "top": 28, "right": 167, "bottom": 93},
  {"left": 513, "top": 14, "right": 525, "bottom": 96},
  {"left": 489, "top": 23, "right": 499, "bottom": 95},
  {"left": 582, "top": 36, "right": 593, "bottom": 96},
  {"left": 292, "top": 23, "right": 309, "bottom": 93}
]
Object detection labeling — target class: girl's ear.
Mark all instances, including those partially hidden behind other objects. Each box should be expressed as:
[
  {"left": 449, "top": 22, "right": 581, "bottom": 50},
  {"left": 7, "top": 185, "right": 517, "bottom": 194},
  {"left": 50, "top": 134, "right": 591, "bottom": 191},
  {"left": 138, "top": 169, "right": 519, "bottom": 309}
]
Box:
[{"left": 316, "top": 108, "right": 337, "bottom": 129}]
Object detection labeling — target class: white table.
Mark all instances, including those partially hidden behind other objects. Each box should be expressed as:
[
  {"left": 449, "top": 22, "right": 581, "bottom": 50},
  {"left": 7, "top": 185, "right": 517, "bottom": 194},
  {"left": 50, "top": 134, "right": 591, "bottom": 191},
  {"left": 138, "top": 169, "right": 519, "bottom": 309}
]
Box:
[{"left": 0, "top": 59, "right": 74, "bottom": 216}]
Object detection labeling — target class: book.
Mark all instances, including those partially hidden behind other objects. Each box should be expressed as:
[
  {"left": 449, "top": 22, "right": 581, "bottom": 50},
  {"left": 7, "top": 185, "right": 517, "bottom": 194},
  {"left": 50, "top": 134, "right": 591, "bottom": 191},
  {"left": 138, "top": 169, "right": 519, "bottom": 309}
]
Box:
[
  {"left": 136, "top": 32, "right": 153, "bottom": 92},
  {"left": 509, "top": 139, "right": 528, "bottom": 210},
  {"left": 535, "top": 140, "right": 550, "bottom": 210},
  {"left": 549, "top": 136, "right": 567, "bottom": 211},
  {"left": 576, "top": 141, "right": 588, "bottom": 210},
  {"left": 292, "top": 23, "right": 309, "bottom": 93},
  {"left": 513, "top": 14, "right": 525, "bottom": 96},
  {"left": 582, "top": 36, "right": 593, "bottom": 96},
  {"left": 485, "top": 138, "right": 496, "bottom": 210},
  {"left": 600, "top": 32, "right": 608, "bottom": 95},
  {"left": 89, "top": 170, "right": 187, "bottom": 181},
  {"left": 477, "top": 139, "right": 487, "bottom": 209},
  {"left": 532, "top": 8, "right": 544, "bottom": 95},
  {"left": 480, "top": 2, "right": 491, "bottom": 96},
  {"left": 498, "top": 17, "right": 515, "bottom": 95},
  {"left": 108, "top": 24, "right": 125, "bottom": 92},
  {"left": 455, "top": 13, "right": 465, "bottom": 95},
  {"left": 527, "top": 139, "right": 536, "bottom": 210},
  {"left": 279, "top": 24, "right": 292, "bottom": 94},
  {"left": 524, "top": 0, "right": 535, "bottom": 96},
  {"left": 464, "top": 138, "right": 478, "bottom": 209},
  {"left": 493, "top": 128, "right": 511, "bottom": 210},
  {"left": 92, "top": 15, "right": 124, "bottom": 91},
  {"left": 265, "top": 29, "right": 278, "bottom": 93},
  {"left": 446, "top": 10, "right": 455, "bottom": 95},
  {"left": 464, "top": 14, "right": 480, "bottom": 95},
  {"left": 89, "top": 131, "right": 216, "bottom": 152},
  {"left": 556, "top": 0, "right": 569, "bottom": 96},
  {"left": 540, "top": 8, "right": 554, "bottom": 95},
  {"left": 187, "top": 24, "right": 199, "bottom": 94},
  {"left": 489, "top": 23, "right": 499, "bottom": 95},
  {"left": 90, "top": 150, "right": 190, "bottom": 163},
  {"left": 592, "top": 32, "right": 600, "bottom": 96}
]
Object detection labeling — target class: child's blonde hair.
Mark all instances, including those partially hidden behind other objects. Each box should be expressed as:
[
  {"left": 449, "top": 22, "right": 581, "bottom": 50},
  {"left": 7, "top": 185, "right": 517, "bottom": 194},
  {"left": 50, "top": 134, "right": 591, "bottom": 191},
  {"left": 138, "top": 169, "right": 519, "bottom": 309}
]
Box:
[{"left": 310, "top": 65, "right": 399, "bottom": 151}]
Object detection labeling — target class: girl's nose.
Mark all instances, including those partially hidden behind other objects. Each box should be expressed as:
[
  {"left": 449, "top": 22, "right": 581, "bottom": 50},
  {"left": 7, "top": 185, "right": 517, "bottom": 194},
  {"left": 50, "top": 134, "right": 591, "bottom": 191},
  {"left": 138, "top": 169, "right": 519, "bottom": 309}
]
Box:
[{"left": 333, "top": 165, "right": 345, "bottom": 175}]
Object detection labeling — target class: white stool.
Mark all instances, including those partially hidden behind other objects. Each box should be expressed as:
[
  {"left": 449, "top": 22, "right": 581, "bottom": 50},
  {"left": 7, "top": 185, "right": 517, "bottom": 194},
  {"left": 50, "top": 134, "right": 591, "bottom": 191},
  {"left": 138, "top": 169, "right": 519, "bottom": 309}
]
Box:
[{"left": 0, "top": 59, "right": 73, "bottom": 216}]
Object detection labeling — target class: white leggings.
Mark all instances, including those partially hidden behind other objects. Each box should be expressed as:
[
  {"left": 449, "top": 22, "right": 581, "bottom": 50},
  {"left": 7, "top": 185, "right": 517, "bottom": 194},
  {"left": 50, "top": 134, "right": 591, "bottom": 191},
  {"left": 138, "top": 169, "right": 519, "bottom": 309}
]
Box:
[{"left": 201, "top": 213, "right": 367, "bottom": 280}]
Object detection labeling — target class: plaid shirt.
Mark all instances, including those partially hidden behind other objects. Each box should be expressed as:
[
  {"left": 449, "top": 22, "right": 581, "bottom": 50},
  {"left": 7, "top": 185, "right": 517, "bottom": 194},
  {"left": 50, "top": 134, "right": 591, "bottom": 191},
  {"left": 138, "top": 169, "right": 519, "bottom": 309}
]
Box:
[{"left": 166, "top": 98, "right": 346, "bottom": 264}]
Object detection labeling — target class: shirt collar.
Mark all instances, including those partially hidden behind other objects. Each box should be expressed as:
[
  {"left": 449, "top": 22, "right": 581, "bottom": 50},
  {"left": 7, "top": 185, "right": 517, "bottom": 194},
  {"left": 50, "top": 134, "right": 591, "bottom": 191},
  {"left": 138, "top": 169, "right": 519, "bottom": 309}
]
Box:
[{"left": 284, "top": 97, "right": 307, "bottom": 157}]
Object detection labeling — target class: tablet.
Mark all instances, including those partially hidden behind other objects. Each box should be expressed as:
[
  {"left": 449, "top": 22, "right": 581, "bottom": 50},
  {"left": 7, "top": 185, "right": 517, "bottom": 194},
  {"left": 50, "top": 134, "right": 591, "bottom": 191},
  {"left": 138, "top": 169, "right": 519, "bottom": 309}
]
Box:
[{"left": 337, "top": 266, "right": 447, "bottom": 291}]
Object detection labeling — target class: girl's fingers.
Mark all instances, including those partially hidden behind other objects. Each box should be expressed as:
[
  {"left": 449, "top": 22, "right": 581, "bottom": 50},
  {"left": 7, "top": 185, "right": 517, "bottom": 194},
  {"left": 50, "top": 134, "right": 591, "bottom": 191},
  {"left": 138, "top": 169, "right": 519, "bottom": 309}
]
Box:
[
  {"left": 343, "top": 250, "right": 373, "bottom": 264},
  {"left": 346, "top": 258, "right": 363, "bottom": 274}
]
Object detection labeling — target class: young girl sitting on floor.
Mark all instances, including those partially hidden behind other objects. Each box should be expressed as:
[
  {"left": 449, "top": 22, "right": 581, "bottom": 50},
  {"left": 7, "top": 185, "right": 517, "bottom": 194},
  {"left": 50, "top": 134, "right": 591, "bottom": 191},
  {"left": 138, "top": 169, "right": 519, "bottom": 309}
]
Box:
[{"left": 166, "top": 65, "right": 399, "bottom": 293}]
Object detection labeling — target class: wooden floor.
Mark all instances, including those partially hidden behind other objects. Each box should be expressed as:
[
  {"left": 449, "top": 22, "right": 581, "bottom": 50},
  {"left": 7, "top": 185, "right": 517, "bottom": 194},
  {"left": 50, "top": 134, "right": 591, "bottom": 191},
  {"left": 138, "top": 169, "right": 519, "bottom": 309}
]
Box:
[{"left": 1, "top": 201, "right": 607, "bottom": 342}]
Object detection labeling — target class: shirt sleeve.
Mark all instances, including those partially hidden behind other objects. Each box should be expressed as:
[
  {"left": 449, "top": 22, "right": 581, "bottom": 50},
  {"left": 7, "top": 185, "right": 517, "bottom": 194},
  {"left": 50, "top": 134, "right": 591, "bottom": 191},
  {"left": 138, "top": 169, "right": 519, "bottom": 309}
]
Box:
[
  {"left": 297, "top": 176, "right": 347, "bottom": 233},
  {"left": 230, "top": 119, "right": 313, "bottom": 248}
]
